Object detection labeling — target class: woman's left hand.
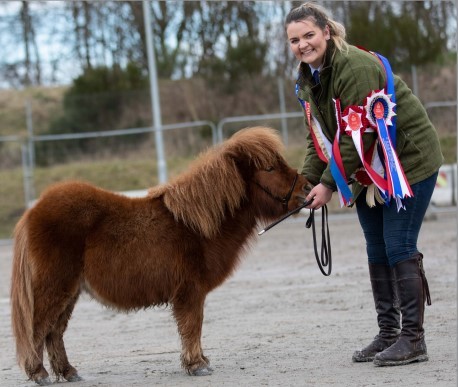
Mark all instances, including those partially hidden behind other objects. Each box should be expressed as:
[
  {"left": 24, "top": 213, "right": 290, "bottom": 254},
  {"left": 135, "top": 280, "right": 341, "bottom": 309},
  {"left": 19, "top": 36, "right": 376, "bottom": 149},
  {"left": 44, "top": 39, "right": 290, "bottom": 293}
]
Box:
[{"left": 306, "top": 183, "right": 333, "bottom": 209}]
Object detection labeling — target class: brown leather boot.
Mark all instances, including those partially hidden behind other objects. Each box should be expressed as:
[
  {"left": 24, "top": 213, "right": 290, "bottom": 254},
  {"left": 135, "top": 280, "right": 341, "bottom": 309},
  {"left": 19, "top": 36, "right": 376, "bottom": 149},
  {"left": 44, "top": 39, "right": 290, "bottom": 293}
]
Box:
[
  {"left": 374, "top": 254, "right": 431, "bottom": 366},
  {"left": 352, "top": 263, "right": 400, "bottom": 362}
]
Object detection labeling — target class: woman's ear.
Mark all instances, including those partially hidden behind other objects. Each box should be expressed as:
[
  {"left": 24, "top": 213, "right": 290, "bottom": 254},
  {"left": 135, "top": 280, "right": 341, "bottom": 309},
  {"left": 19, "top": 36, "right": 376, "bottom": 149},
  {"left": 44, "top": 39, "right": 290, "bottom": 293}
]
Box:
[{"left": 324, "top": 25, "right": 331, "bottom": 40}]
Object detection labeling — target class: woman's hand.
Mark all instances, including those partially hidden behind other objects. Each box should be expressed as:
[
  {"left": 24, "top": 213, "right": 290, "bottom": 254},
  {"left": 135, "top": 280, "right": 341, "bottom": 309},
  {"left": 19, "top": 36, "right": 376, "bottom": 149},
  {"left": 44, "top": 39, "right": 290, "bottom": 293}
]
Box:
[{"left": 306, "top": 183, "right": 333, "bottom": 209}]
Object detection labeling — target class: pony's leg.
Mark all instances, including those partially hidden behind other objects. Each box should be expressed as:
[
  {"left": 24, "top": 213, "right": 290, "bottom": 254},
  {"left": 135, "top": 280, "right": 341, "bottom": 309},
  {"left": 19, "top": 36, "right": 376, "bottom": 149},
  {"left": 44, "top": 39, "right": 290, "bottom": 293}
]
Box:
[
  {"left": 28, "top": 280, "right": 80, "bottom": 384},
  {"left": 173, "top": 294, "right": 212, "bottom": 376},
  {"left": 24, "top": 341, "right": 51, "bottom": 386},
  {"left": 46, "top": 294, "right": 82, "bottom": 382}
]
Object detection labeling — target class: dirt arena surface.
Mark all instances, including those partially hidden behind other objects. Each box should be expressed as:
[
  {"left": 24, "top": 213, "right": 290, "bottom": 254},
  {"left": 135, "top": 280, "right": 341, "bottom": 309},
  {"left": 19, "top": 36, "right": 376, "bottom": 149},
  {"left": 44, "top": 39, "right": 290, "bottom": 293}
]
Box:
[{"left": 0, "top": 208, "right": 456, "bottom": 387}]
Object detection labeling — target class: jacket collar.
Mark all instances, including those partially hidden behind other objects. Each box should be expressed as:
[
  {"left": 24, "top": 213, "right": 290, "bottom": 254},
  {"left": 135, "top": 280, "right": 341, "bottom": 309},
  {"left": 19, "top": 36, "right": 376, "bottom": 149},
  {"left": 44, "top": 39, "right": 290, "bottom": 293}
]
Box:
[{"left": 296, "top": 40, "right": 336, "bottom": 90}]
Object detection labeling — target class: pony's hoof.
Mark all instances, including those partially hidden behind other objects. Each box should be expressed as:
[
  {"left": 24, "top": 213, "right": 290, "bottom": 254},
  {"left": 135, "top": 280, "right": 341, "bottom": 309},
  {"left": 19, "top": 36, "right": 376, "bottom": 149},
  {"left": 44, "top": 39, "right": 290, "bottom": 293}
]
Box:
[
  {"left": 66, "top": 374, "right": 83, "bottom": 382},
  {"left": 191, "top": 366, "right": 213, "bottom": 376},
  {"left": 34, "top": 376, "right": 52, "bottom": 386}
]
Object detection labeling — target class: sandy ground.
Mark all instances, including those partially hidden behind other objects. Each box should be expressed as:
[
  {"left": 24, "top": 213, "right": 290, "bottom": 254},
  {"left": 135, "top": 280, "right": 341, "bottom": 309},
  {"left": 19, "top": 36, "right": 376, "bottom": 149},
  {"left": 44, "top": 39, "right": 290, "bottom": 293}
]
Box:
[{"left": 0, "top": 208, "right": 456, "bottom": 387}]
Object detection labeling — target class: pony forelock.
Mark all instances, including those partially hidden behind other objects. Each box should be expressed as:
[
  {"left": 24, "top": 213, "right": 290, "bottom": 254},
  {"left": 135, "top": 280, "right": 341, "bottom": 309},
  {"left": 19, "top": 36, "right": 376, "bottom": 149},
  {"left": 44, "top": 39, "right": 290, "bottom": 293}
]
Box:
[{"left": 149, "top": 127, "right": 284, "bottom": 238}]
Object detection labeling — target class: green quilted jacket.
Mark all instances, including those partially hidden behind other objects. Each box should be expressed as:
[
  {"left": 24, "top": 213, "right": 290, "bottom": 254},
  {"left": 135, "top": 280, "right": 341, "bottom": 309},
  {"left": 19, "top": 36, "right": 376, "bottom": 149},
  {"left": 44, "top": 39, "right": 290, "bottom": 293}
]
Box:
[{"left": 296, "top": 42, "right": 443, "bottom": 202}]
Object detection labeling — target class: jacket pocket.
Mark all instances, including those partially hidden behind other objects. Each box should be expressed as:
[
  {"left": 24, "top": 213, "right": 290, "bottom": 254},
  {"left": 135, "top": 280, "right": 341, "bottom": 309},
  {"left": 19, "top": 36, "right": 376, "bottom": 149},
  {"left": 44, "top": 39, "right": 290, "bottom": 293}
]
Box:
[{"left": 396, "top": 130, "right": 422, "bottom": 170}]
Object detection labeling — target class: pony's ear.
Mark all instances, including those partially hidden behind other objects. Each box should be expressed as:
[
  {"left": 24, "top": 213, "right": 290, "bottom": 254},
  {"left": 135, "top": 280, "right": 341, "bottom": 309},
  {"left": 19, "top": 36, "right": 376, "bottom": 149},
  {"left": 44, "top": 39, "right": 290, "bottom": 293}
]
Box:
[
  {"left": 223, "top": 126, "right": 285, "bottom": 174},
  {"left": 224, "top": 148, "right": 258, "bottom": 181}
]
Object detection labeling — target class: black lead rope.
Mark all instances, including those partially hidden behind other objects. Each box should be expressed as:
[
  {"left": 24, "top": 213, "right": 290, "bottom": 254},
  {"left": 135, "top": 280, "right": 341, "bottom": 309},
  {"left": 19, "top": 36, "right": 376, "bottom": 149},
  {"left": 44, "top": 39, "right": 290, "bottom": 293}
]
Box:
[
  {"left": 306, "top": 205, "right": 332, "bottom": 276},
  {"left": 258, "top": 200, "right": 332, "bottom": 276}
]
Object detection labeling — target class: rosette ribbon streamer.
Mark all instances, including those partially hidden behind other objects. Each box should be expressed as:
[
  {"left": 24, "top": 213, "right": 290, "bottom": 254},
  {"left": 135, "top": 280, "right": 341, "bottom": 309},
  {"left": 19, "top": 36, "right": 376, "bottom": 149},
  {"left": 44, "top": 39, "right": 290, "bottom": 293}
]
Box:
[
  {"left": 295, "top": 52, "right": 413, "bottom": 211},
  {"left": 295, "top": 84, "right": 353, "bottom": 206},
  {"left": 364, "top": 88, "right": 412, "bottom": 210},
  {"left": 331, "top": 98, "right": 353, "bottom": 206}
]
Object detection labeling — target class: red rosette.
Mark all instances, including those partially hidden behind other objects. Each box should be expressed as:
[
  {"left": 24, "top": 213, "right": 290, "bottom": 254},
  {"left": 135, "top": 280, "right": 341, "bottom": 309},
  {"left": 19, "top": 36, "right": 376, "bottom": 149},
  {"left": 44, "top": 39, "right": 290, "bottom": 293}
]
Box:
[
  {"left": 341, "top": 105, "right": 369, "bottom": 134},
  {"left": 354, "top": 168, "right": 373, "bottom": 187}
]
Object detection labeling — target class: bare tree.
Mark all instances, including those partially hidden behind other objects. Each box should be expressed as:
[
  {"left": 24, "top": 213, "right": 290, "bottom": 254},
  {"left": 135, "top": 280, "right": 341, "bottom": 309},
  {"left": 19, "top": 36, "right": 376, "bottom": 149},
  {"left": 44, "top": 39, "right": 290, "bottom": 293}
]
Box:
[
  {"left": 9, "top": 1, "right": 42, "bottom": 86},
  {"left": 0, "top": 1, "right": 455, "bottom": 88}
]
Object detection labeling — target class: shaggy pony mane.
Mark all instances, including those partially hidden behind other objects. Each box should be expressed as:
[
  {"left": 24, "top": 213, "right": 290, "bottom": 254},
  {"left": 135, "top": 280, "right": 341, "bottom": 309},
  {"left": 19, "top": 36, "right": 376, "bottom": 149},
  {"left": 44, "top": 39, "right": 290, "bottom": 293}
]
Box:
[{"left": 148, "top": 127, "right": 285, "bottom": 238}]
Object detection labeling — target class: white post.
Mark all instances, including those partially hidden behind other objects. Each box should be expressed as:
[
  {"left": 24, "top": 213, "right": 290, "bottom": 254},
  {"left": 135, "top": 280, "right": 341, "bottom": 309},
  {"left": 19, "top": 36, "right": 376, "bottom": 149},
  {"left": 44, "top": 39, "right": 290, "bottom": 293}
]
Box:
[
  {"left": 25, "top": 99, "right": 35, "bottom": 200},
  {"left": 21, "top": 144, "right": 32, "bottom": 208},
  {"left": 277, "top": 77, "right": 288, "bottom": 146},
  {"left": 143, "top": 0, "right": 167, "bottom": 183}
]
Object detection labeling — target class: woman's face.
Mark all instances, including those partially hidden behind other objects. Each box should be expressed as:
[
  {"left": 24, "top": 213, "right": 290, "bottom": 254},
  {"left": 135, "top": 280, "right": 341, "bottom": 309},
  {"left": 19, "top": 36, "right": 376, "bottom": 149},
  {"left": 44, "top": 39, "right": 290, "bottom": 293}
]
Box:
[{"left": 286, "top": 18, "right": 330, "bottom": 68}]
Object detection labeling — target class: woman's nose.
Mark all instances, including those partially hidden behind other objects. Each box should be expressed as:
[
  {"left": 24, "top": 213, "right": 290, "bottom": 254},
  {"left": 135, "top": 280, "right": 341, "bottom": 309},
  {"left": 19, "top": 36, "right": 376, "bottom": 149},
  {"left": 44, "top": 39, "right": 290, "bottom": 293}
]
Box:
[{"left": 298, "top": 39, "right": 307, "bottom": 49}]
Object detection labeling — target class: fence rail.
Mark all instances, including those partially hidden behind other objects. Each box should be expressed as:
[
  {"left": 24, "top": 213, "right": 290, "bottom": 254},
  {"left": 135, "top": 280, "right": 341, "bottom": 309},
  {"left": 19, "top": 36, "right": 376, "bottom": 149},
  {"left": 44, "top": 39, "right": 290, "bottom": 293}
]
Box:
[
  {"left": 424, "top": 101, "right": 457, "bottom": 110},
  {"left": 1, "top": 100, "right": 456, "bottom": 210},
  {"left": 216, "top": 111, "right": 304, "bottom": 144},
  {"left": 30, "top": 120, "right": 217, "bottom": 143}
]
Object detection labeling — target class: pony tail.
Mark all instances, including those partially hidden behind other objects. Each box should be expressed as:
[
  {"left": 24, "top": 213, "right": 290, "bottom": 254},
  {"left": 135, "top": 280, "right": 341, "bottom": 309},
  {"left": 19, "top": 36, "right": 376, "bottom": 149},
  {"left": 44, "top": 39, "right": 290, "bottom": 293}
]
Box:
[
  {"left": 10, "top": 215, "right": 39, "bottom": 371},
  {"left": 328, "top": 19, "right": 349, "bottom": 53}
]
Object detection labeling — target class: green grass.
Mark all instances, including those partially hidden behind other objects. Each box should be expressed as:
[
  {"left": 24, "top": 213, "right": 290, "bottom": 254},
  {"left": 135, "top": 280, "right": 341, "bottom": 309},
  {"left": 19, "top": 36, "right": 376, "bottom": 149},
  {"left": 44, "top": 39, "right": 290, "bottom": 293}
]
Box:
[
  {"left": 0, "top": 168, "right": 24, "bottom": 238},
  {"left": 0, "top": 138, "right": 455, "bottom": 239},
  {"left": 0, "top": 144, "right": 334, "bottom": 239},
  {"left": 0, "top": 151, "right": 218, "bottom": 238},
  {"left": 440, "top": 135, "right": 457, "bottom": 164}
]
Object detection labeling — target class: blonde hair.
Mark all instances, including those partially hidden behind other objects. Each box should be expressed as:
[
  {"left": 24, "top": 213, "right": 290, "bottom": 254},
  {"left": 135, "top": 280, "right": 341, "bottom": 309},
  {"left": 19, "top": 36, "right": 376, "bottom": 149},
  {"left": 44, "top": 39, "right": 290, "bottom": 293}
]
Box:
[{"left": 285, "top": 2, "right": 349, "bottom": 53}]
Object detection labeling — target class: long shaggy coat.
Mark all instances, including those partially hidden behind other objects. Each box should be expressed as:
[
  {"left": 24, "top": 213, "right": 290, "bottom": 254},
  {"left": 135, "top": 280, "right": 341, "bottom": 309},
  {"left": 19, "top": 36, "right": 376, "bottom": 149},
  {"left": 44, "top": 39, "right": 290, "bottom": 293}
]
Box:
[{"left": 10, "top": 126, "right": 309, "bottom": 385}]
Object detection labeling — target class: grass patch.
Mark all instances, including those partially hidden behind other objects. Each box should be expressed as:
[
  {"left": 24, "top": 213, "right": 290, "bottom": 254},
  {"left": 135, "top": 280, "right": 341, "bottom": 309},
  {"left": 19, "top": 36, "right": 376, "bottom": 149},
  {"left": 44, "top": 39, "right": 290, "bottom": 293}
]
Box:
[
  {"left": 0, "top": 138, "right": 454, "bottom": 239},
  {"left": 440, "top": 135, "right": 457, "bottom": 164},
  {"left": 0, "top": 168, "right": 24, "bottom": 238},
  {"left": 0, "top": 154, "right": 199, "bottom": 238}
]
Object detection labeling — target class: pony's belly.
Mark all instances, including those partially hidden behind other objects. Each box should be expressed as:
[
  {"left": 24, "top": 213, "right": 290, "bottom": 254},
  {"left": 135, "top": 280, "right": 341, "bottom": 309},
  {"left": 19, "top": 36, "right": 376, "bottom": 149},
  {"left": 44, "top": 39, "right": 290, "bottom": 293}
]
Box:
[{"left": 82, "top": 278, "right": 168, "bottom": 310}]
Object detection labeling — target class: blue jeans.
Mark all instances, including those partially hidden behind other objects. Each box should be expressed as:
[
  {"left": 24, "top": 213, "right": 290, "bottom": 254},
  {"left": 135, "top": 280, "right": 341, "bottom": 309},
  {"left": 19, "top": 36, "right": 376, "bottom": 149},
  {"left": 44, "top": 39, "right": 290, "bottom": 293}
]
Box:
[{"left": 355, "top": 172, "right": 438, "bottom": 267}]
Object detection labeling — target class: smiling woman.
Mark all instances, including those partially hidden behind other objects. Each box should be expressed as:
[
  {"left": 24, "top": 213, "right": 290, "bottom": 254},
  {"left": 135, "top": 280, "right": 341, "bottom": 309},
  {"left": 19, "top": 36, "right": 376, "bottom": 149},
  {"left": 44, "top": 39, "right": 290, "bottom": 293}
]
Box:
[
  {"left": 284, "top": 1, "right": 443, "bottom": 369},
  {"left": 286, "top": 16, "right": 330, "bottom": 69}
]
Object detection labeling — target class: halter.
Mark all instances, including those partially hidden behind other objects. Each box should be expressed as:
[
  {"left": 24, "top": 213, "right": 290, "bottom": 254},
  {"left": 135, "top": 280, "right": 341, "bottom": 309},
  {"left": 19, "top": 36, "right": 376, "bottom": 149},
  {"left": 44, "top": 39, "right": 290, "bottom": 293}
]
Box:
[{"left": 254, "top": 173, "right": 299, "bottom": 211}]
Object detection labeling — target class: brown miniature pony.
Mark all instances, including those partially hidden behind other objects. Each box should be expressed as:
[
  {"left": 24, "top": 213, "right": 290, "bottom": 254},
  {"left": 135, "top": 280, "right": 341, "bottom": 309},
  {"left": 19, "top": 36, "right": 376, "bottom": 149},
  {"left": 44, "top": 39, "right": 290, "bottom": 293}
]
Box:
[{"left": 11, "top": 126, "right": 310, "bottom": 385}]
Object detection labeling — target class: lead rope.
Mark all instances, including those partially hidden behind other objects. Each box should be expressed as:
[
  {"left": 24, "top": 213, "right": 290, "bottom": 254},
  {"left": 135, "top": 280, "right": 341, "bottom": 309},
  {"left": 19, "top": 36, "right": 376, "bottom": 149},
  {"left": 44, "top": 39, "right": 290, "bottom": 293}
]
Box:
[
  {"left": 305, "top": 205, "right": 332, "bottom": 276},
  {"left": 258, "top": 201, "right": 332, "bottom": 276}
]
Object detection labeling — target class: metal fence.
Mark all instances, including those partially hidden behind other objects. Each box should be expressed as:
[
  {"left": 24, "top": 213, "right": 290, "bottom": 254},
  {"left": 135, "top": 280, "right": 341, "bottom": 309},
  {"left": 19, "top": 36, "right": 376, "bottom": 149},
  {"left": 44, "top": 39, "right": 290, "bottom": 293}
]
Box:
[
  {"left": 1, "top": 100, "right": 457, "bottom": 208},
  {"left": 0, "top": 104, "right": 456, "bottom": 241}
]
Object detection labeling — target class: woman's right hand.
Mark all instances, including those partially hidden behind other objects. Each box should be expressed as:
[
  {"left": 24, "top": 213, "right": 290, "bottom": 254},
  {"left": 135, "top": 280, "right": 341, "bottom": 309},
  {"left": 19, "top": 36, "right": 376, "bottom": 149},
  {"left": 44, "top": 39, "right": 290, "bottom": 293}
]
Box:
[{"left": 306, "top": 183, "right": 333, "bottom": 209}]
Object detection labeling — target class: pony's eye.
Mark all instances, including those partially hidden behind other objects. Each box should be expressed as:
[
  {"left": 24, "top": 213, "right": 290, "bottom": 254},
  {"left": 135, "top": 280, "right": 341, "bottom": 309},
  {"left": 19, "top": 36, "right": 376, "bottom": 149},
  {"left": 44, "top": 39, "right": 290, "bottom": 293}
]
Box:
[{"left": 265, "top": 166, "right": 274, "bottom": 172}]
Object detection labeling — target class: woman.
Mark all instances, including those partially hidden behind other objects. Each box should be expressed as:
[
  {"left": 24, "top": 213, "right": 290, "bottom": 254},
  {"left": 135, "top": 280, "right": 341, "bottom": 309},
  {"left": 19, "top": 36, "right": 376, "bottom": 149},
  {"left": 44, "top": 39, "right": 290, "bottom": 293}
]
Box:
[{"left": 286, "top": 3, "right": 443, "bottom": 366}]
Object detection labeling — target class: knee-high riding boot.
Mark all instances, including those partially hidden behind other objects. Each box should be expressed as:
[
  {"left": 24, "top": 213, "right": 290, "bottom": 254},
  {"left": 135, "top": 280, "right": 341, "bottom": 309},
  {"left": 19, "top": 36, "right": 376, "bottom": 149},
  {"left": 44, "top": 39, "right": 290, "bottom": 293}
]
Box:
[
  {"left": 352, "top": 263, "right": 401, "bottom": 362},
  {"left": 374, "top": 254, "right": 431, "bottom": 366}
]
